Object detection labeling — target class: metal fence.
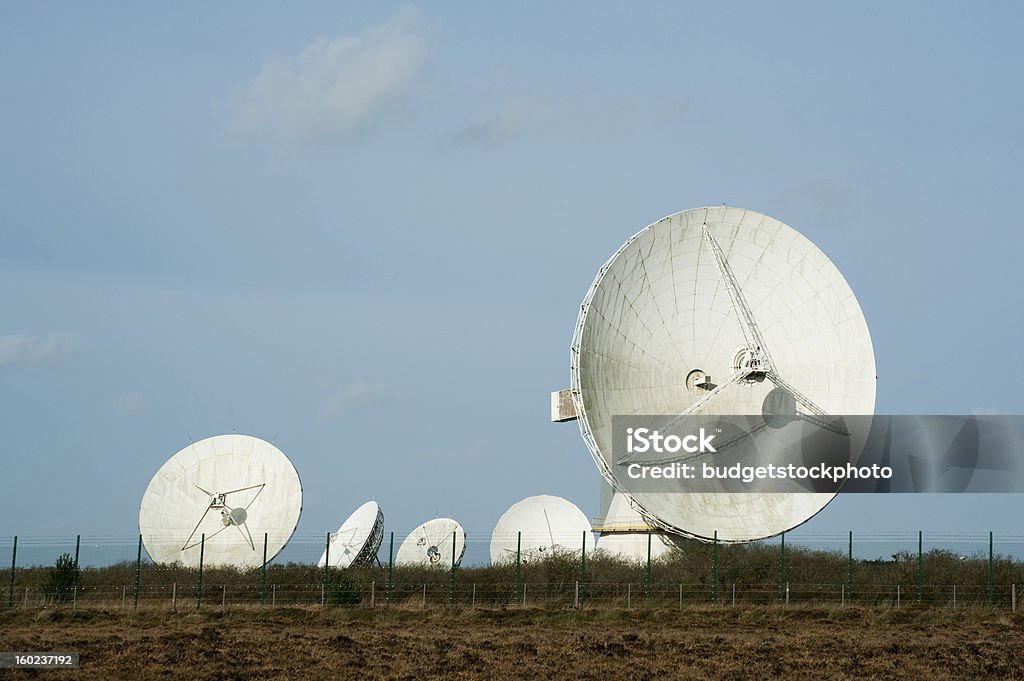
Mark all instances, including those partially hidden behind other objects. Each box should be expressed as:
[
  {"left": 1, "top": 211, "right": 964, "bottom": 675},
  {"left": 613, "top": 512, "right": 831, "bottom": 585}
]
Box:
[{"left": 1, "top": 531, "right": 1022, "bottom": 612}]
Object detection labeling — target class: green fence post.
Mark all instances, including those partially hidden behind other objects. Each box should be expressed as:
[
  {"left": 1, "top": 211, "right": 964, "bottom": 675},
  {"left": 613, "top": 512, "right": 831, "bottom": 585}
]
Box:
[
  {"left": 386, "top": 532, "right": 394, "bottom": 604},
  {"left": 579, "top": 531, "right": 587, "bottom": 609},
  {"left": 196, "top": 533, "right": 205, "bottom": 610},
  {"left": 645, "top": 531, "right": 652, "bottom": 602},
  {"left": 778, "top": 531, "right": 786, "bottom": 604},
  {"left": 133, "top": 534, "right": 142, "bottom": 610},
  {"left": 712, "top": 530, "right": 719, "bottom": 604},
  {"left": 7, "top": 536, "right": 17, "bottom": 609},
  {"left": 988, "top": 531, "right": 994, "bottom": 607},
  {"left": 847, "top": 531, "right": 853, "bottom": 604},
  {"left": 260, "top": 533, "right": 268, "bottom": 606},
  {"left": 514, "top": 531, "right": 522, "bottom": 604},
  {"left": 72, "top": 534, "right": 81, "bottom": 609},
  {"left": 449, "top": 532, "right": 457, "bottom": 606},
  {"left": 921, "top": 528, "right": 929, "bottom": 602},
  {"left": 322, "top": 531, "right": 330, "bottom": 607}
]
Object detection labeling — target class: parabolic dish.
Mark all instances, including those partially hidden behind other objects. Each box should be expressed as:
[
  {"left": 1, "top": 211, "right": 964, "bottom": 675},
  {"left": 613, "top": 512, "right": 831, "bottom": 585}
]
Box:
[
  {"left": 139, "top": 434, "right": 302, "bottom": 568},
  {"left": 570, "top": 206, "right": 875, "bottom": 542},
  {"left": 594, "top": 492, "right": 676, "bottom": 561},
  {"left": 489, "top": 495, "right": 593, "bottom": 564},
  {"left": 396, "top": 518, "right": 466, "bottom": 567},
  {"left": 318, "top": 501, "right": 384, "bottom": 568}
]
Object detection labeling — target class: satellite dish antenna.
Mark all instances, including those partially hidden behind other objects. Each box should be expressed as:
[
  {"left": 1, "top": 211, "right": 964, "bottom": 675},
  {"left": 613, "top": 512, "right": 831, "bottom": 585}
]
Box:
[
  {"left": 396, "top": 518, "right": 466, "bottom": 567},
  {"left": 317, "top": 501, "right": 385, "bottom": 568},
  {"left": 594, "top": 492, "right": 676, "bottom": 561},
  {"left": 562, "top": 206, "right": 876, "bottom": 541},
  {"left": 139, "top": 434, "right": 302, "bottom": 568},
  {"left": 489, "top": 495, "right": 592, "bottom": 564}
]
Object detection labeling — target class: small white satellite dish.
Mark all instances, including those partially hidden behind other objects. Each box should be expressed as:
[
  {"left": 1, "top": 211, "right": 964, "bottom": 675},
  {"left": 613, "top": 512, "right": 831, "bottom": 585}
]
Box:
[
  {"left": 489, "top": 495, "right": 592, "bottom": 564},
  {"left": 139, "top": 434, "right": 302, "bottom": 569},
  {"left": 396, "top": 518, "right": 466, "bottom": 567},
  {"left": 317, "top": 501, "right": 385, "bottom": 568},
  {"left": 594, "top": 492, "right": 676, "bottom": 561},
  {"left": 568, "top": 206, "right": 876, "bottom": 541}
]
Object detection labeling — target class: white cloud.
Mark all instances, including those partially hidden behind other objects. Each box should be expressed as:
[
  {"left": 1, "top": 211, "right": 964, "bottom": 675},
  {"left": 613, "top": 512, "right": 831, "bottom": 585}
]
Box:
[
  {"left": 231, "top": 8, "right": 432, "bottom": 141},
  {"left": 0, "top": 333, "right": 82, "bottom": 368},
  {"left": 318, "top": 381, "right": 390, "bottom": 422},
  {"left": 113, "top": 393, "right": 146, "bottom": 416}
]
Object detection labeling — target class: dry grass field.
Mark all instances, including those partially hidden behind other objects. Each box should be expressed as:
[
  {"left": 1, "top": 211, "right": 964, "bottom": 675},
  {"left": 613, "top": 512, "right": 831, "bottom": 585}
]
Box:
[{"left": 1, "top": 605, "right": 1022, "bottom": 680}]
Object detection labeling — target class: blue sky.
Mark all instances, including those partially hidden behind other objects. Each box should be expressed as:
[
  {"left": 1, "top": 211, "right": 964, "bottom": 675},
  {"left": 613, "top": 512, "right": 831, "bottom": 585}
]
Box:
[{"left": 2, "top": 3, "right": 1022, "bottom": 565}]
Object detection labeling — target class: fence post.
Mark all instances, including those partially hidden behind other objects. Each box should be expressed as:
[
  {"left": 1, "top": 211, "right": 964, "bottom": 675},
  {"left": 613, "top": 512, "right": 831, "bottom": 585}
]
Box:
[
  {"left": 6, "top": 536, "right": 15, "bottom": 609},
  {"left": 847, "top": 530, "right": 853, "bottom": 603},
  {"left": 514, "top": 531, "right": 522, "bottom": 604},
  {"left": 371, "top": 581, "right": 375, "bottom": 608},
  {"left": 778, "top": 531, "right": 786, "bottom": 604},
  {"left": 988, "top": 531, "right": 994, "bottom": 607},
  {"left": 732, "top": 583, "right": 736, "bottom": 607},
  {"left": 627, "top": 583, "right": 631, "bottom": 608},
  {"left": 1012, "top": 584, "right": 1016, "bottom": 614},
  {"left": 121, "top": 585, "right": 125, "bottom": 609},
  {"left": 472, "top": 583, "right": 476, "bottom": 607},
  {"left": 196, "top": 533, "right": 205, "bottom": 610},
  {"left": 575, "top": 581, "right": 580, "bottom": 609},
  {"left": 921, "top": 528, "right": 929, "bottom": 602},
  {"left": 449, "top": 531, "right": 456, "bottom": 606},
  {"left": 322, "top": 531, "right": 330, "bottom": 607},
  {"left": 897, "top": 584, "right": 900, "bottom": 608},
  {"left": 579, "top": 530, "right": 587, "bottom": 609},
  {"left": 134, "top": 533, "right": 142, "bottom": 610},
  {"left": 785, "top": 582, "right": 790, "bottom": 606},
  {"left": 172, "top": 582, "right": 176, "bottom": 612},
  {"left": 712, "top": 530, "right": 718, "bottom": 604},
  {"left": 421, "top": 583, "right": 426, "bottom": 609},
  {"left": 387, "top": 532, "right": 394, "bottom": 604},
  {"left": 260, "top": 533, "right": 267, "bottom": 607},
  {"left": 646, "top": 531, "right": 652, "bottom": 602},
  {"left": 221, "top": 585, "right": 226, "bottom": 609},
  {"left": 953, "top": 584, "right": 956, "bottom": 610},
  {"left": 272, "top": 584, "right": 276, "bottom": 607},
  {"left": 679, "top": 583, "right": 682, "bottom": 609},
  {"left": 72, "top": 534, "right": 80, "bottom": 609},
  {"left": 841, "top": 584, "right": 845, "bottom": 607}
]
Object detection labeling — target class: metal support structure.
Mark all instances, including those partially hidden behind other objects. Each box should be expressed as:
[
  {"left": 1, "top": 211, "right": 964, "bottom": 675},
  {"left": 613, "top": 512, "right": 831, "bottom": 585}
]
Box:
[
  {"left": 645, "top": 531, "right": 652, "bottom": 602},
  {"left": 579, "top": 531, "right": 587, "bottom": 609},
  {"left": 196, "top": 533, "right": 205, "bottom": 609},
  {"left": 260, "top": 533, "right": 268, "bottom": 606},
  {"left": 133, "top": 534, "right": 142, "bottom": 610},
  {"left": 387, "top": 532, "right": 394, "bottom": 604},
  {"left": 778, "top": 531, "right": 786, "bottom": 603},
  {"left": 72, "top": 535, "right": 80, "bottom": 609},
  {"left": 7, "top": 536, "right": 16, "bottom": 609},
  {"left": 321, "top": 531, "right": 330, "bottom": 607},
  {"left": 712, "top": 530, "right": 718, "bottom": 603}
]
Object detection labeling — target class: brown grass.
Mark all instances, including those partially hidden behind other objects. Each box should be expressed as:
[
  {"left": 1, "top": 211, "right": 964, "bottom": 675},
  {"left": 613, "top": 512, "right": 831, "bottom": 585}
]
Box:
[{"left": 1, "top": 605, "right": 1022, "bottom": 680}]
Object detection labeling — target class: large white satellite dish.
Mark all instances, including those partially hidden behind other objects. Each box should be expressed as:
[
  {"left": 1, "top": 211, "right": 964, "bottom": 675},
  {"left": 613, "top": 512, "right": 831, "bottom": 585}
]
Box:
[
  {"left": 489, "top": 495, "right": 593, "bottom": 564},
  {"left": 139, "top": 434, "right": 302, "bottom": 568},
  {"left": 396, "top": 518, "right": 466, "bottom": 567},
  {"left": 568, "top": 206, "right": 876, "bottom": 542},
  {"left": 594, "top": 492, "right": 676, "bottom": 561},
  {"left": 317, "top": 501, "right": 384, "bottom": 568}
]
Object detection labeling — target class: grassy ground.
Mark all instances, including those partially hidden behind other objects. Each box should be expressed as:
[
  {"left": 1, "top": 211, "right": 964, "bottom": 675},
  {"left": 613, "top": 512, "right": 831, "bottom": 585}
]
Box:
[{"left": 1, "top": 605, "right": 1022, "bottom": 680}]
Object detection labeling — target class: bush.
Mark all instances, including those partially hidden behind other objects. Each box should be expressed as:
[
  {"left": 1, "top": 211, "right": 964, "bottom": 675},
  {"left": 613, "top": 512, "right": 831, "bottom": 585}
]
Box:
[
  {"left": 45, "top": 553, "right": 79, "bottom": 603},
  {"left": 327, "top": 571, "right": 362, "bottom": 607}
]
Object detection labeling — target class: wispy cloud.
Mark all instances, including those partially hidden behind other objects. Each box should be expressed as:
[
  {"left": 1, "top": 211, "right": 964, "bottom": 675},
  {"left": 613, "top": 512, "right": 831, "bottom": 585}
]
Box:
[
  {"left": 230, "top": 8, "right": 432, "bottom": 141},
  {"left": 113, "top": 393, "right": 146, "bottom": 416},
  {"left": 0, "top": 333, "right": 82, "bottom": 368},
  {"left": 318, "top": 381, "right": 390, "bottom": 423},
  {"left": 447, "top": 98, "right": 550, "bottom": 146}
]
